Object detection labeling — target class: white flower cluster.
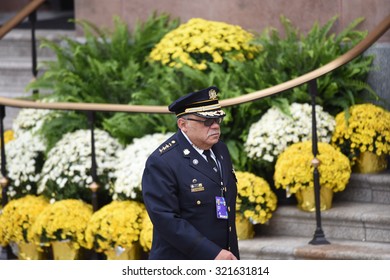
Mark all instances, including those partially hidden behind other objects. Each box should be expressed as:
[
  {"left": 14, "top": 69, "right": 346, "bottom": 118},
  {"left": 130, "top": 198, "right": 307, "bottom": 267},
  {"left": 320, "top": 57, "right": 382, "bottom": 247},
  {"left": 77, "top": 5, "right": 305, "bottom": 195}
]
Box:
[
  {"left": 245, "top": 103, "right": 335, "bottom": 163},
  {"left": 112, "top": 132, "right": 174, "bottom": 200},
  {"left": 12, "top": 107, "right": 54, "bottom": 137},
  {"left": 38, "top": 129, "right": 123, "bottom": 202},
  {"left": 2, "top": 130, "right": 46, "bottom": 198}
]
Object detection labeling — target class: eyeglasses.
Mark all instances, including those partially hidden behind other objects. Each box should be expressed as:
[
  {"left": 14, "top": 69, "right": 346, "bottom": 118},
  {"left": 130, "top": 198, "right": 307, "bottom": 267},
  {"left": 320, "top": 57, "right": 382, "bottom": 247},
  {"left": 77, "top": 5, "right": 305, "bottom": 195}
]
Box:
[{"left": 185, "top": 117, "right": 224, "bottom": 127}]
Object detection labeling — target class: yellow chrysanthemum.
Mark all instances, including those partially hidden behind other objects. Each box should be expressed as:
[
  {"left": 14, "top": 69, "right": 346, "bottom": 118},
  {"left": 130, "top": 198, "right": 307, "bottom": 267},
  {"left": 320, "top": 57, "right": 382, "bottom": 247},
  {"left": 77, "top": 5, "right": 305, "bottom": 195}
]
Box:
[
  {"left": 4, "top": 130, "right": 14, "bottom": 144},
  {"left": 235, "top": 171, "right": 277, "bottom": 225},
  {"left": 0, "top": 195, "right": 49, "bottom": 246},
  {"left": 30, "top": 199, "right": 92, "bottom": 249},
  {"left": 331, "top": 104, "right": 390, "bottom": 163},
  {"left": 149, "top": 18, "right": 262, "bottom": 70},
  {"left": 84, "top": 200, "right": 145, "bottom": 253},
  {"left": 139, "top": 210, "right": 153, "bottom": 252},
  {"left": 274, "top": 141, "right": 351, "bottom": 194}
]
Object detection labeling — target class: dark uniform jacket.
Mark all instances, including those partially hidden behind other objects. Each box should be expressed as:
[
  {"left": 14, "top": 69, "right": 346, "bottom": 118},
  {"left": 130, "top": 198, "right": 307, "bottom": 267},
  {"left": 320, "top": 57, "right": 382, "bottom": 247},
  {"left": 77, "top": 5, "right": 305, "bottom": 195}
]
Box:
[{"left": 142, "top": 130, "right": 240, "bottom": 260}]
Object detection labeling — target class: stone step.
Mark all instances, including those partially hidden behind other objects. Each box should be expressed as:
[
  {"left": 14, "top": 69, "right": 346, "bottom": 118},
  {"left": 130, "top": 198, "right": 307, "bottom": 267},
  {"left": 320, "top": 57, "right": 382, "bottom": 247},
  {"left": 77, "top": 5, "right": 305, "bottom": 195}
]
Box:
[
  {"left": 0, "top": 58, "right": 35, "bottom": 88},
  {"left": 256, "top": 201, "right": 390, "bottom": 243},
  {"left": 0, "top": 29, "right": 74, "bottom": 95},
  {"left": 334, "top": 171, "right": 390, "bottom": 204},
  {"left": 0, "top": 29, "right": 75, "bottom": 58},
  {"left": 0, "top": 56, "right": 55, "bottom": 89},
  {"left": 238, "top": 236, "right": 390, "bottom": 260}
]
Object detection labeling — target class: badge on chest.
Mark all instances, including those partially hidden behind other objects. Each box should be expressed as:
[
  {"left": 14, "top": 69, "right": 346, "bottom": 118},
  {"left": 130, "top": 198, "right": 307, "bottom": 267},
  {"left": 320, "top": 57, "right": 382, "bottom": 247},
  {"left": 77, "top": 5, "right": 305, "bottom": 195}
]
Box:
[
  {"left": 190, "top": 183, "right": 204, "bottom": 192},
  {"left": 215, "top": 196, "right": 228, "bottom": 219}
]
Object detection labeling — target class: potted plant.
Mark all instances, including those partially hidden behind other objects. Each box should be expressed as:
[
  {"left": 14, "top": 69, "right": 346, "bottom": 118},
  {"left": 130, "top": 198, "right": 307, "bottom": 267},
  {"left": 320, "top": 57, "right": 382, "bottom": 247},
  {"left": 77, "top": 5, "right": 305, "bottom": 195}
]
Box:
[
  {"left": 12, "top": 106, "right": 54, "bottom": 137},
  {"left": 235, "top": 171, "right": 278, "bottom": 239},
  {"left": 0, "top": 195, "right": 49, "bottom": 259},
  {"left": 139, "top": 210, "right": 153, "bottom": 254},
  {"left": 30, "top": 199, "right": 93, "bottom": 259},
  {"left": 245, "top": 102, "right": 335, "bottom": 166},
  {"left": 274, "top": 141, "right": 351, "bottom": 211},
  {"left": 0, "top": 130, "right": 46, "bottom": 200},
  {"left": 37, "top": 129, "right": 123, "bottom": 204},
  {"left": 112, "top": 132, "right": 173, "bottom": 201},
  {"left": 149, "top": 17, "right": 262, "bottom": 70},
  {"left": 84, "top": 200, "right": 145, "bottom": 259},
  {"left": 331, "top": 103, "right": 390, "bottom": 173}
]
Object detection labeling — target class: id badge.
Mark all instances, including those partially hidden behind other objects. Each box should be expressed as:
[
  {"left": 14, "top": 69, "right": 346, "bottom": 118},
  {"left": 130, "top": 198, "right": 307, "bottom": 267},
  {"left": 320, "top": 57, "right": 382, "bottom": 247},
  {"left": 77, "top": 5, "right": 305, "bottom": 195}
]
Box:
[{"left": 215, "top": 196, "right": 228, "bottom": 219}]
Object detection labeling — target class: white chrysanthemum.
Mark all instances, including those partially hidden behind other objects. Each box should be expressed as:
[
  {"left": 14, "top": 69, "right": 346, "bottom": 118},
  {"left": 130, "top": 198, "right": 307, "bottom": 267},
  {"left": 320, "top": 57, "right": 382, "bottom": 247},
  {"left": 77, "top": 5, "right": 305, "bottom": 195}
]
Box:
[
  {"left": 245, "top": 103, "right": 335, "bottom": 163},
  {"left": 12, "top": 100, "right": 57, "bottom": 137},
  {"left": 112, "top": 132, "right": 174, "bottom": 200},
  {"left": 38, "top": 129, "right": 123, "bottom": 202},
  {"left": 0, "top": 131, "right": 46, "bottom": 199}
]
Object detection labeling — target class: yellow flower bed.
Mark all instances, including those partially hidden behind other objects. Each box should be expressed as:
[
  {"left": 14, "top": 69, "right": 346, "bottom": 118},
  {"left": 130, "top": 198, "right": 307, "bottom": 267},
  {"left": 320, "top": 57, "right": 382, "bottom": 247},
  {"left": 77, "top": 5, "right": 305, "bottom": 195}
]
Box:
[
  {"left": 85, "top": 200, "right": 145, "bottom": 253},
  {"left": 0, "top": 195, "right": 49, "bottom": 246},
  {"left": 139, "top": 211, "right": 153, "bottom": 252},
  {"left": 235, "top": 171, "right": 277, "bottom": 224},
  {"left": 274, "top": 141, "right": 351, "bottom": 194},
  {"left": 30, "top": 199, "right": 93, "bottom": 249},
  {"left": 149, "top": 18, "right": 261, "bottom": 70},
  {"left": 331, "top": 103, "right": 390, "bottom": 163}
]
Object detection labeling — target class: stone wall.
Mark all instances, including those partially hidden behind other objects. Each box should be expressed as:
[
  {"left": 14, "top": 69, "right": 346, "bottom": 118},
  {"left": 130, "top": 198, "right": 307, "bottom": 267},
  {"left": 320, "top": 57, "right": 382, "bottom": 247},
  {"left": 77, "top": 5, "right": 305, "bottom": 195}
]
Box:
[{"left": 74, "top": 0, "right": 390, "bottom": 42}]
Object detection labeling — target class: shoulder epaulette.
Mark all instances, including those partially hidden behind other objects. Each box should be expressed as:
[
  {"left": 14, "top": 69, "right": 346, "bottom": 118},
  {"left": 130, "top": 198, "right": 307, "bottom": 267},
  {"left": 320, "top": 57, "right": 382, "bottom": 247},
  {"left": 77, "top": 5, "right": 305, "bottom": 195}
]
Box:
[{"left": 158, "top": 139, "right": 178, "bottom": 155}]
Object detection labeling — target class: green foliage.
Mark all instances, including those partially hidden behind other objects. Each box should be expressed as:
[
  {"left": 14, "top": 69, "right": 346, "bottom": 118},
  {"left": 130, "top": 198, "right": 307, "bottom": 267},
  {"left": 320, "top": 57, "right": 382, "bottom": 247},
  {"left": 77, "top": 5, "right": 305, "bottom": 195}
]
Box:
[
  {"left": 237, "top": 15, "right": 376, "bottom": 116},
  {"left": 39, "top": 111, "right": 88, "bottom": 152},
  {"left": 27, "top": 13, "right": 180, "bottom": 147},
  {"left": 27, "top": 13, "right": 376, "bottom": 173}
]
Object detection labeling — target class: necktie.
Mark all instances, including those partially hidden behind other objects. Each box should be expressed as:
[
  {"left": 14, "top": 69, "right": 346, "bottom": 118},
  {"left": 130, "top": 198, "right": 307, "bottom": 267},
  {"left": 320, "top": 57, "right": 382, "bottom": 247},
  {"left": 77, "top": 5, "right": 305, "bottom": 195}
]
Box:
[{"left": 203, "top": 149, "right": 220, "bottom": 177}]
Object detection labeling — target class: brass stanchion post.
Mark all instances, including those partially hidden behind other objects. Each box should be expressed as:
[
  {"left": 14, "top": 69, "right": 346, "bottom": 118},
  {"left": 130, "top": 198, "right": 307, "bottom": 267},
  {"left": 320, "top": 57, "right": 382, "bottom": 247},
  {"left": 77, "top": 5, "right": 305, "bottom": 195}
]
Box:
[{"left": 308, "top": 80, "right": 330, "bottom": 245}]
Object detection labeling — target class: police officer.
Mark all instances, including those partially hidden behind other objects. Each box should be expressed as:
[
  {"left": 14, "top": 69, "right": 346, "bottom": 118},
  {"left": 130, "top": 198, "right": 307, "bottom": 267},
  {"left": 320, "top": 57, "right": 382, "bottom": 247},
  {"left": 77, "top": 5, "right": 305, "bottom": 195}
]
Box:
[{"left": 142, "top": 86, "right": 239, "bottom": 260}]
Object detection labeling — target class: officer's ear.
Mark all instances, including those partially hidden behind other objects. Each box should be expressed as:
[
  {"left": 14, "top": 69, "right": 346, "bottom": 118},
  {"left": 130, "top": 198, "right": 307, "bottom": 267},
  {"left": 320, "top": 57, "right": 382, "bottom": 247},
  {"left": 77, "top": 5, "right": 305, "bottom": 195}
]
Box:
[{"left": 177, "top": 117, "right": 188, "bottom": 132}]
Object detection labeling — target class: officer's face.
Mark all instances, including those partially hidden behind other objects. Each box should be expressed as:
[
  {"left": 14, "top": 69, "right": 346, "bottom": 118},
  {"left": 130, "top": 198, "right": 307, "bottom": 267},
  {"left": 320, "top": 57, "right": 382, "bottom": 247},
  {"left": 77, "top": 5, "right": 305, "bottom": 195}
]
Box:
[{"left": 178, "top": 115, "right": 221, "bottom": 150}]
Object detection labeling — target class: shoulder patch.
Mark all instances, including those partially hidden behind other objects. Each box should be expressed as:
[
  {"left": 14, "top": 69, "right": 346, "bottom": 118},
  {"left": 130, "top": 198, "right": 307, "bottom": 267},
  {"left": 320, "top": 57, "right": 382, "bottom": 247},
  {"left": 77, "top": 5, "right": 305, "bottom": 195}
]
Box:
[{"left": 158, "top": 139, "right": 178, "bottom": 155}]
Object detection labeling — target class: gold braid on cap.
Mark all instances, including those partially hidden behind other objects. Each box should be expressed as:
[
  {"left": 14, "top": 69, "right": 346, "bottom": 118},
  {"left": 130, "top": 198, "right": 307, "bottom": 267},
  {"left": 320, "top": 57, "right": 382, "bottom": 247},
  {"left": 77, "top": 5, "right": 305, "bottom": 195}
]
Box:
[{"left": 183, "top": 104, "right": 221, "bottom": 114}]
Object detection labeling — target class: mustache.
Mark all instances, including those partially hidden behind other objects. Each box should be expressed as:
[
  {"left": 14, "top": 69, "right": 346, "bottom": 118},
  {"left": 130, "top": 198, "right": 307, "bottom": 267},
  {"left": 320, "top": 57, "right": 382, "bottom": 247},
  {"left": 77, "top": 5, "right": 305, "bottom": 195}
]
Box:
[{"left": 207, "top": 130, "right": 220, "bottom": 137}]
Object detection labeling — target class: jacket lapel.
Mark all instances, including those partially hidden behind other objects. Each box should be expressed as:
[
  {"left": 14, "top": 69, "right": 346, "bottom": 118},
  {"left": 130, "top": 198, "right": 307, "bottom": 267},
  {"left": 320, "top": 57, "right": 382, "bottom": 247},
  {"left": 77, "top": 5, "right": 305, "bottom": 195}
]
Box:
[{"left": 176, "top": 131, "right": 221, "bottom": 184}]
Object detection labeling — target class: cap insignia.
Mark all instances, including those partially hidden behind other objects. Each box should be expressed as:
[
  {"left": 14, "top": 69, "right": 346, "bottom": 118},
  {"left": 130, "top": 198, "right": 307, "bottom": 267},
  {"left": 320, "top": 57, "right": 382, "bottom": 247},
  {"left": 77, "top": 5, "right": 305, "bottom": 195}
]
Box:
[{"left": 209, "top": 89, "right": 217, "bottom": 100}]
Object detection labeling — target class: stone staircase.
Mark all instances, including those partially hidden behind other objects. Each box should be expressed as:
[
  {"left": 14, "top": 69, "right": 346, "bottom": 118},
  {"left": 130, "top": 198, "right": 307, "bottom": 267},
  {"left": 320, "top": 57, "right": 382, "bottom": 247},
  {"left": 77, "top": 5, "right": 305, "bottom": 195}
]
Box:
[
  {"left": 238, "top": 171, "right": 390, "bottom": 259},
  {"left": 0, "top": 28, "right": 75, "bottom": 129}
]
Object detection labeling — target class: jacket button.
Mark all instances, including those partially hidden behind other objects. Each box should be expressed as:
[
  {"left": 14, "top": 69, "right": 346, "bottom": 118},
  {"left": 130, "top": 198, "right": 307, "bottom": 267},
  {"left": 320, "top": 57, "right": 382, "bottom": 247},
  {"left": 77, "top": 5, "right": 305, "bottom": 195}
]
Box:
[
  {"left": 229, "top": 226, "right": 232, "bottom": 232},
  {"left": 228, "top": 206, "right": 231, "bottom": 212},
  {"left": 196, "top": 200, "right": 201, "bottom": 205}
]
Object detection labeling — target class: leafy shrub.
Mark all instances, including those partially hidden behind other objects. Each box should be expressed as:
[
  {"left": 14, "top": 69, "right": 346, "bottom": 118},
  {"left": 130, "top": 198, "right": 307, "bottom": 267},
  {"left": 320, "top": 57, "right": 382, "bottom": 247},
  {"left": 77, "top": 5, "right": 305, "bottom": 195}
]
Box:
[
  {"left": 27, "top": 14, "right": 376, "bottom": 173},
  {"left": 27, "top": 13, "right": 180, "bottom": 147}
]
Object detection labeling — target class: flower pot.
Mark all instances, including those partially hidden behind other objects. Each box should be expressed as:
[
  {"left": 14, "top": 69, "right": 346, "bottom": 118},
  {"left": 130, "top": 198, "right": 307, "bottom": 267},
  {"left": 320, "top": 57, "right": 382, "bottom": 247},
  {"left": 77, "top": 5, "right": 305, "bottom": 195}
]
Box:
[
  {"left": 235, "top": 214, "right": 255, "bottom": 240},
  {"left": 51, "top": 240, "right": 81, "bottom": 260},
  {"left": 105, "top": 244, "right": 141, "bottom": 260},
  {"left": 353, "top": 151, "right": 388, "bottom": 174},
  {"left": 295, "top": 187, "right": 333, "bottom": 212},
  {"left": 15, "top": 242, "right": 45, "bottom": 260}
]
